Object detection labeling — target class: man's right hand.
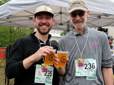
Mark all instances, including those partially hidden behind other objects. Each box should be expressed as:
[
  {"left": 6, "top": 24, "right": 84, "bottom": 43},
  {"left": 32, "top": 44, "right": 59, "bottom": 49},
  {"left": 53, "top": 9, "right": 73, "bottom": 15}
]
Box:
[{"left": 23, "top": 46, "right": 55, "bottom": 69}]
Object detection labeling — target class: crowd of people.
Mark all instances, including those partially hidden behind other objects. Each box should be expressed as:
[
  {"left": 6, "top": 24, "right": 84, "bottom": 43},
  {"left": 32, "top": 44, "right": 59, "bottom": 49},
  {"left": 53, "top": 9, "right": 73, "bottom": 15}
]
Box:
[{"left": 5, "top": 0, "right": 114, "bottom": 85}]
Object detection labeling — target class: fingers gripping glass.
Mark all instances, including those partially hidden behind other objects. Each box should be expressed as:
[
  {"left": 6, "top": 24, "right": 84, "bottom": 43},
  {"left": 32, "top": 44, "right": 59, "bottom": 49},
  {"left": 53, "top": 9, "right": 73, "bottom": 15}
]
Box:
[{"left": 71, "top": 10, "right": 85, "bottom": 17}]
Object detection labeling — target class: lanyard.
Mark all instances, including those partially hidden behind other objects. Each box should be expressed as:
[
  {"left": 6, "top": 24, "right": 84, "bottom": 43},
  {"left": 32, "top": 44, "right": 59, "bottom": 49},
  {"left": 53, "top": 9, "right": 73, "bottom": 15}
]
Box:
[{"left": 75, "top": 33, "right": 89, "bottom": 58}]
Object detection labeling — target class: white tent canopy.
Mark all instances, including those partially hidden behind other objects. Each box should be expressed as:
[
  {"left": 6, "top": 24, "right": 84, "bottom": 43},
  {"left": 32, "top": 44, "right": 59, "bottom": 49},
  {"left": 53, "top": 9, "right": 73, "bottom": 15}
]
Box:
[
  {"left": 85, "top": 0, "right": 114, "bottom": 14},
  {"left": 0, "top": 0, "right": 69, "bottom": 17},
  {"left": 0, "top": 0, "right": 114, "bottom": 28},
  {"left": 0, "top": 0, "right": 69, "bottom": 28}
]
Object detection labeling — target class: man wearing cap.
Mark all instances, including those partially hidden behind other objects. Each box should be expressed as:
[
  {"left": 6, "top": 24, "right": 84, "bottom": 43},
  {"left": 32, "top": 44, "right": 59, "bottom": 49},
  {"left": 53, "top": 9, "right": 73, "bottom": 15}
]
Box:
[
  {"left": 59, "top": 0, "right": 113, "bottom": 85},
  {"left": 6, "top": 5, "right": 65, "bottom": 85}
]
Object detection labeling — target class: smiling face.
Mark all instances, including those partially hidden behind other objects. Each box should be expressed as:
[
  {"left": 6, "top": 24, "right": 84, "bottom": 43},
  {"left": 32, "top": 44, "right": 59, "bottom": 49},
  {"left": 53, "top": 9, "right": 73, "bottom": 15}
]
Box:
[
  {"left": 33, "top": 12, "right": 55, "bottom": 35},
  {"left": 70, "top": 10, "right": 89, "bottom": 30}
]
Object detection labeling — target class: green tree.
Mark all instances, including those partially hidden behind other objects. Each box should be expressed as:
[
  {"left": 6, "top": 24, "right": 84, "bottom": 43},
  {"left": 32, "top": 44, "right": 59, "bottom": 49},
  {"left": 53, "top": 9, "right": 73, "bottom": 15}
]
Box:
[
  {"left": 0, "top": 0, "right": 8, "bottom": 5},
  {"left": 0, "top": 26, "right": 32, "bottom": 47}
]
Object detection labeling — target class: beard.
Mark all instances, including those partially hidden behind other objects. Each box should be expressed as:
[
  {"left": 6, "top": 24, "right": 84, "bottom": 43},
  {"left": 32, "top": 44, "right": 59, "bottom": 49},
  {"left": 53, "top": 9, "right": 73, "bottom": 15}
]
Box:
[
  {"left": 37, "top": 26, "right": 51, "bottom": 35},
  {"left": 35, "top": 22, "right": 52, "bottom": 35},
  {"left": 72, "top": 20, "right": 85, "bottom": 29}
]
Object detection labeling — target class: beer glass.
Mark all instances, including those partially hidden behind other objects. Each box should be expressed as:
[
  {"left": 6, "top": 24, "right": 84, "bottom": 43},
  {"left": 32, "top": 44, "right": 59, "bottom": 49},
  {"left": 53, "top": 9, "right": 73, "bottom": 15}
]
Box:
[
  {"left": 56, "top": 51, "right": 68, "bottom": 68},
  {"left": 44, "top": 53, "right": 55, "bottom": 66}
]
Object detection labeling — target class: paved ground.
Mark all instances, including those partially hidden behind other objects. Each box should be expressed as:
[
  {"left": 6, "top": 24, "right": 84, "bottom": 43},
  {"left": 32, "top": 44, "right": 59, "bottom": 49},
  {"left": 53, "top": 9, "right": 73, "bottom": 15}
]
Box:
[
  {"left": 0, "top": 59, "right": 5, "bottom": 85},
  {"left": 0, "top": 59, "right": 14, "bottom": 85}
]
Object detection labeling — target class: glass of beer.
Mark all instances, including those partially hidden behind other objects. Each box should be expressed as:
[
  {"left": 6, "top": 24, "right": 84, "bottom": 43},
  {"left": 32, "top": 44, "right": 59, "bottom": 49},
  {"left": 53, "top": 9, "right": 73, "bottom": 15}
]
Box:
[
  {"left": 44, "top": 53, "right": 55, "bottom": 66},
  {"left": 55, "top": 51, "right": 69, "bottom": 68}
]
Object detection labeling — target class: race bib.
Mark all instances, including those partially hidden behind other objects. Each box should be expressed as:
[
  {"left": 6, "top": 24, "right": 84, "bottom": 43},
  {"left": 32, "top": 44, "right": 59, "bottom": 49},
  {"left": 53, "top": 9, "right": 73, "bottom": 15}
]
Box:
[
  {"left": 75, "top": 58, "right": 97, "bottom": 80},
  {"left": 34, "top": 64, "right": 53, "bottom": 85}
]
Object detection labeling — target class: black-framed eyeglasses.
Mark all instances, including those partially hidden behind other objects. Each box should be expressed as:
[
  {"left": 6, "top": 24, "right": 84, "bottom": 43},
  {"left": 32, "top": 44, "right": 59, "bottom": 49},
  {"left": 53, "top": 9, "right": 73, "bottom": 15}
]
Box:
[{"left": 71, "top": 10, "right": 85, "bottom": 17}]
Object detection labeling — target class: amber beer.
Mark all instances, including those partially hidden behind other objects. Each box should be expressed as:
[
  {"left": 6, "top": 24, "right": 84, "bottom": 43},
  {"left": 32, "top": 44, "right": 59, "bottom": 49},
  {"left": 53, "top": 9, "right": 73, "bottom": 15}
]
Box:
[
  {"left": 56, "top": 51, "right": 68, "bottom": 68},
  {"left": 44, "top": 53, "right": 55, "bottom": 66}
]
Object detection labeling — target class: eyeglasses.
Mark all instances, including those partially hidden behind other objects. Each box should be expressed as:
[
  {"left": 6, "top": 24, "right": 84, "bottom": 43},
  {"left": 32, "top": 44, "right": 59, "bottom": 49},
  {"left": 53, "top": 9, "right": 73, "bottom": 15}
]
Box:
[{"left": 71, "top": 10, "right": 85, "bottom": 17}]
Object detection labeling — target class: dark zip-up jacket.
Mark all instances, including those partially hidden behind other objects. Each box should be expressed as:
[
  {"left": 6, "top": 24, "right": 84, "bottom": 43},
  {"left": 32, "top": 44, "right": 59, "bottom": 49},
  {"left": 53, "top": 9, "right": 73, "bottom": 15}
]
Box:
[{"left": 6, "top": 33, "right": 59, "bottom": 85}]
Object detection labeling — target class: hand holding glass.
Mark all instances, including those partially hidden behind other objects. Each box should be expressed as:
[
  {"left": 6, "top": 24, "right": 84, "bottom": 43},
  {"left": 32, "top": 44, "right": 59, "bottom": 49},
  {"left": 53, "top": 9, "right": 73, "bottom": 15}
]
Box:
[{"left": 54, "top": 51, "right": 68, "bottom": 68}]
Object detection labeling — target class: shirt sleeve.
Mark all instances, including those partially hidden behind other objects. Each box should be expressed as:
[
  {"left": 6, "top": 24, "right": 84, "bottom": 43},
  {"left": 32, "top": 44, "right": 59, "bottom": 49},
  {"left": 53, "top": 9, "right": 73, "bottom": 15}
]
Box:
[
  {"left": 58, "top": 38, "right": 65, "bottom": 51},
  {"left": 101, "top": 33, "right": 113, "bottom": 68},
  {"left": 6, "top": 39, "right": 26, "bottom": 79}
]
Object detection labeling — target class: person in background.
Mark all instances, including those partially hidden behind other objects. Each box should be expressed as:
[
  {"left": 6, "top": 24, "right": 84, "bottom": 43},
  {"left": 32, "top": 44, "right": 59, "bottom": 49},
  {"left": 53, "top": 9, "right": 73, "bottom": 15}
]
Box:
[
  {"left": 108, "top": 36, "right": 114, "bottom": 74},
  {"left": 97, "top": 27, "right": 114, "bottom": 74},
  {"left": 5, "top": 5, "right": 65, "bottom": 85},
  {"left": 59, "top": 0, "right": 113, "bottom": 85},
  {"left": 108, "top": 36, "right": 114, "bottom": 49}
]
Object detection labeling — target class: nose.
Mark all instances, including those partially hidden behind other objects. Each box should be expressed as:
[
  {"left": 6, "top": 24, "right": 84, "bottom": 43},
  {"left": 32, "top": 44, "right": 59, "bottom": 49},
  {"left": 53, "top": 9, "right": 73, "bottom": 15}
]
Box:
[
  {"left": 41, "top": 18, "right": 47, "bottom": 23},
  {"left": 74, "top": 15, "right": 81, "bottom": 20}
]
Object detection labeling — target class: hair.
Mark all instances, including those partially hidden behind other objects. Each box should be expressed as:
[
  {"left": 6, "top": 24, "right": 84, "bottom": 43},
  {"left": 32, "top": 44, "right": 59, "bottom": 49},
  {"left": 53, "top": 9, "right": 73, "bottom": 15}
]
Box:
[
  {"left": 108, "top": 36, "right": 113, "bottom": 40},
  {"left": 97, "top": 27, "right": 108, "bottom": 34}
]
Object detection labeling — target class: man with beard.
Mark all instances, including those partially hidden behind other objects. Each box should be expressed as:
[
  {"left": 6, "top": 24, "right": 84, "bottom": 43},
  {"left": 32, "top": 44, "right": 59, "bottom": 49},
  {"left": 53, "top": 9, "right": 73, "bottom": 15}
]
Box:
[
  {"left": 59, "top": 0, "right": 113, "bottom": 85},
  {"left": 6, "top": 5, "right": 65, "bottom": 85}
]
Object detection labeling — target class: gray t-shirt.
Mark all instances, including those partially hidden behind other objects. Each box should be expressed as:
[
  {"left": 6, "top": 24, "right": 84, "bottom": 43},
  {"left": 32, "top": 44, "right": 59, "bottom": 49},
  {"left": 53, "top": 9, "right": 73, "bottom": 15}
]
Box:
[{"left": 59, "top": 27, "right": 112, "bottom": 85}]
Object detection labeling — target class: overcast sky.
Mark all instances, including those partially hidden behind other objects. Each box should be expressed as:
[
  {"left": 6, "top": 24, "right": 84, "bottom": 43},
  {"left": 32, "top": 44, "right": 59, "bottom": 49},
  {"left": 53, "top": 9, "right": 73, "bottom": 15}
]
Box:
[{"left": 110, "top": 0, "right": 114, "bottom": 2}]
